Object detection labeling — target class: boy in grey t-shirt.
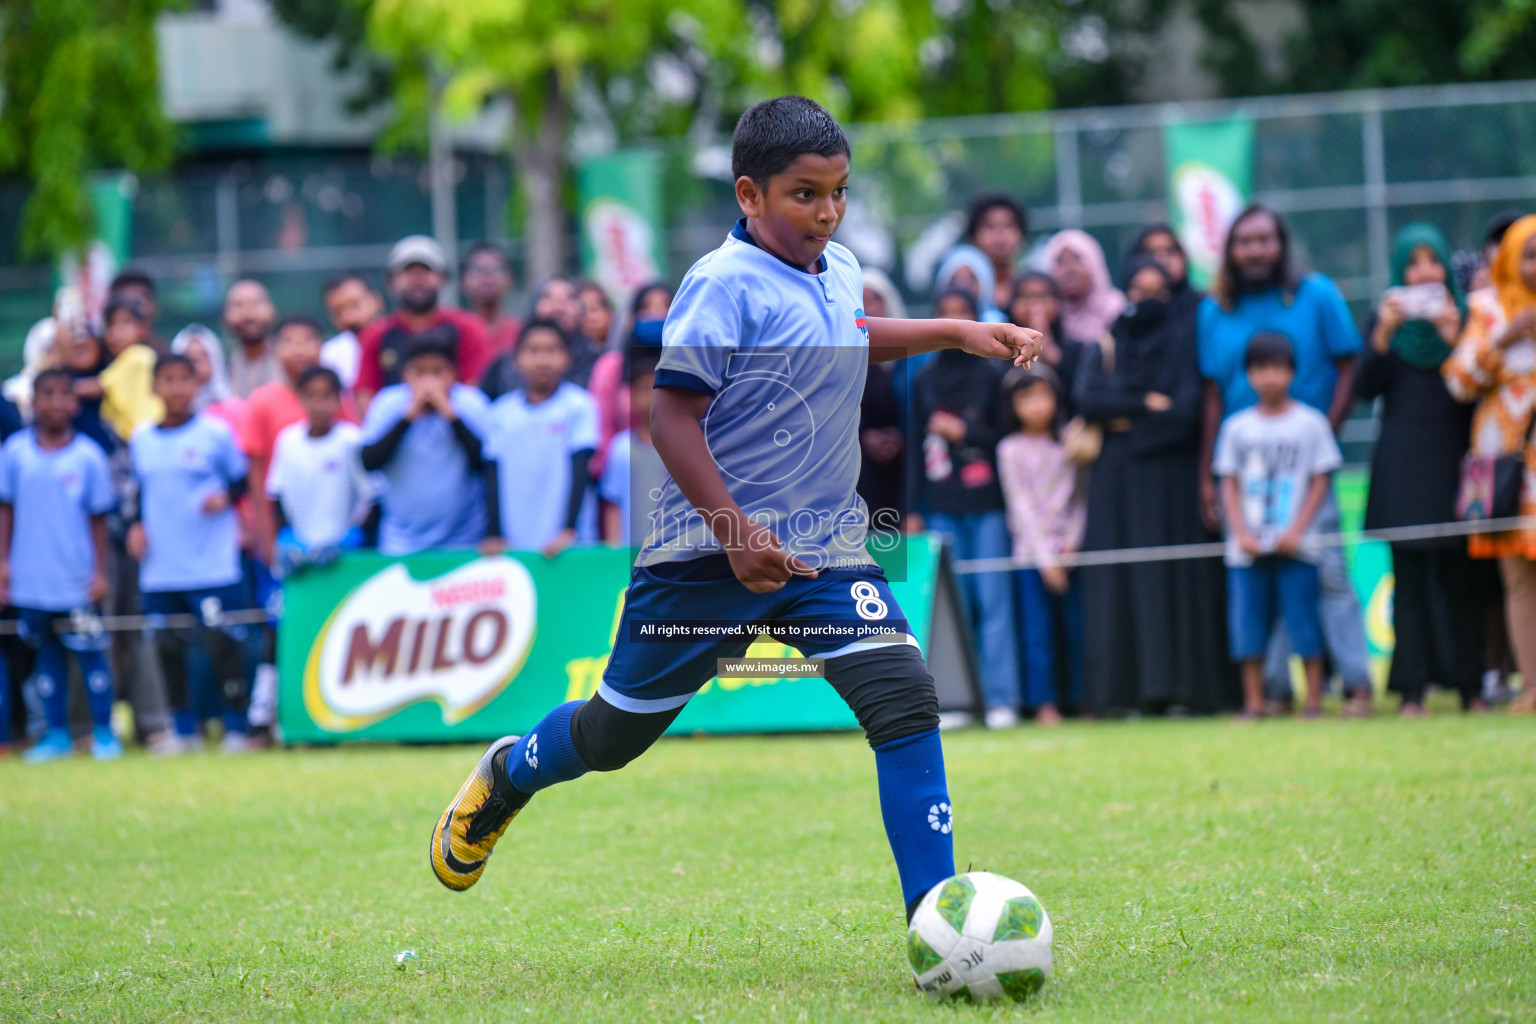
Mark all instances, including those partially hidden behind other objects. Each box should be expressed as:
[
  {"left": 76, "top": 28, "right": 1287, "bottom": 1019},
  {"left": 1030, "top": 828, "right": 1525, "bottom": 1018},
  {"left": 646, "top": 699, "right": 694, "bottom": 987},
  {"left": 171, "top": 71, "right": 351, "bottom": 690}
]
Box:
[{"left": 1214, "top": 332, "right": 1343, "bottom": 719}]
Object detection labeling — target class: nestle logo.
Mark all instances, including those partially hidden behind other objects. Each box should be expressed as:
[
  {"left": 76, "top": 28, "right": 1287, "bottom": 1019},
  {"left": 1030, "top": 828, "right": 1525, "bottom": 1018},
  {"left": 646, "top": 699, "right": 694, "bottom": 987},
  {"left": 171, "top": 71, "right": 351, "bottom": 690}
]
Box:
[{"left": 429, "top": 578, "right": 507, "bottom": 608}]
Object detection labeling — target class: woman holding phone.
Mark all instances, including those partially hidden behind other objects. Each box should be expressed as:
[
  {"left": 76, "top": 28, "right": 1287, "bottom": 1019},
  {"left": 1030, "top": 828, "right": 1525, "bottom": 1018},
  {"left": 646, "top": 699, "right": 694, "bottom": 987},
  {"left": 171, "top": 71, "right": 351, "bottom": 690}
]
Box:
[{"left": 1358, "top": 222, "right": 1484, "bottom": 714}]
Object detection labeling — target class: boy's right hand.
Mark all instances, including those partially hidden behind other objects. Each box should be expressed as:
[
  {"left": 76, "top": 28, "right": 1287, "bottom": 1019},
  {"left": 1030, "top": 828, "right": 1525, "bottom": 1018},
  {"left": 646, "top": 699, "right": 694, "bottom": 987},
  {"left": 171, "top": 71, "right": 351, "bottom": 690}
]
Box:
[
  {"left": 1238, "top": 533, "right": 1265, "bottom": 557},
  {"left": 405, "top": 382, "right": 434, "bottom": 420},
  {"left": 1040, "top": 565, "right": 1069, "bottom": 595},
  {"left": 728, "top": 522, "right": 819, "bottom": 594},
  {"left": 126, "top": 523, "right": 148, "bottom": 562},
  {"left": 0, "top": 559, "right": 9, "bottom": 605}
]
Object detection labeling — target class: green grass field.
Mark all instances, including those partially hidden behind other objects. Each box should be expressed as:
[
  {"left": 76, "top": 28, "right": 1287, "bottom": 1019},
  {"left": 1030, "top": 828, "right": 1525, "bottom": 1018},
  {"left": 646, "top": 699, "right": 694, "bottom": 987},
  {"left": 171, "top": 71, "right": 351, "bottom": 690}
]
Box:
[{"left": 3, "top": 709, "right": 1533, "bottom": 1023}]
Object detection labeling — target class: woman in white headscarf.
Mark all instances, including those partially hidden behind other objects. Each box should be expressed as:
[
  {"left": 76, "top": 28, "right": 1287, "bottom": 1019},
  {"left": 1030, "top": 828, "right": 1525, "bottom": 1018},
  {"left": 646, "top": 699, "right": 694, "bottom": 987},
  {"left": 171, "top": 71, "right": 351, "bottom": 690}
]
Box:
[
  {"left": 933, "top": 245, "right": 1006, "bottom": 322},
  {"left": 172, "top": 323, "right": 245, "bottom": 433}
]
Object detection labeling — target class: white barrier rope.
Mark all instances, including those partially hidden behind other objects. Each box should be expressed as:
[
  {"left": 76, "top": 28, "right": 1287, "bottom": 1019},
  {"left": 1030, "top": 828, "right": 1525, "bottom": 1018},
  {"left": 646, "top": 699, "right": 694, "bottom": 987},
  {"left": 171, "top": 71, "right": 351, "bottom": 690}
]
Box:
[
  {"left": 949, "top": 516, "right": 1536, "bottom": 575},
  {"left": 0, "top": 517, "right": 1527, "bottom": 635}
]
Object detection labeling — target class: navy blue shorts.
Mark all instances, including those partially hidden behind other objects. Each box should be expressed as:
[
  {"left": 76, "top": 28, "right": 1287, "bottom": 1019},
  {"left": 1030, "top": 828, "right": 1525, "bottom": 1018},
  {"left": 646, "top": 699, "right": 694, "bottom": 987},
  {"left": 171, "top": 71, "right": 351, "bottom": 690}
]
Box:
[
  {"left": 599, "top": 555, "right": 917, "bottom": 713},
  {"left": 1227, "top": 558, "right": 1323, "bottom": 661}
]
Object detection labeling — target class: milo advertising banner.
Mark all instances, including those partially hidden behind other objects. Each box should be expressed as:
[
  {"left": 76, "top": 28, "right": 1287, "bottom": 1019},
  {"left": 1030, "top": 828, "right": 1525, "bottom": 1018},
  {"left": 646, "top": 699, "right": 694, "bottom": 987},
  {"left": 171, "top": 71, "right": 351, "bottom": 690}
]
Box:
[
  {"left": 278, "top": 536, "right": 977, "bottom": 744},
  {"left": 1162, "top": 117, "right": 1254, "bottom": 289},
  {"left": 577, "top": 149, "right": 664, "bottom": 304}
]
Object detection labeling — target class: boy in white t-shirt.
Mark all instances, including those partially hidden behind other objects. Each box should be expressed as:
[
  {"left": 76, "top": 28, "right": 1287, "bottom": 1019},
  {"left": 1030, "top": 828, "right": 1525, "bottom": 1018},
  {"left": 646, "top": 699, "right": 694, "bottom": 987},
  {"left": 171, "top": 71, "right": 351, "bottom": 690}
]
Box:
[
  {"left": 1214, "top": 332, "right": 1343, "bottom": 720},
  {"left": 598, "top": 347, "right": 667, "bottom": 550},
  {"left": 266, "top": 365, "right": 373, "bottom": 577}
]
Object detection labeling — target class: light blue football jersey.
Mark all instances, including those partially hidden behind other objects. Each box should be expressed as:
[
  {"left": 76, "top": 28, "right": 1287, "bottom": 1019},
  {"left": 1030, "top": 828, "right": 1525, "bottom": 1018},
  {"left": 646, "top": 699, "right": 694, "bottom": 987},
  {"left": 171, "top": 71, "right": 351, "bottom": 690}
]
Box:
[{"left": 640, "top": 219, "right": 872, "bottom": 570}]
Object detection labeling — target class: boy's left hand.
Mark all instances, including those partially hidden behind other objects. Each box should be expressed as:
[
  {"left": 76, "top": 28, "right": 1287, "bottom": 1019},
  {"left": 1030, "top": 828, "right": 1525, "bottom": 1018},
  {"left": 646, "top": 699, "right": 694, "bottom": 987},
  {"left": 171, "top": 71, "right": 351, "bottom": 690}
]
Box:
[
  {"left": 87, "top": 572, "right": 109, "bottom": 604},
  {"left": 202, "top": 491, "right": 230, "bottom": 514},
  {"left": 1275, "top": 529, "right": 1304, "bottom": 556},
  {"left": 957, "top": 321, "right": 1043, "bottom": 367},
  {"left": 540, "top": 528, "right": 575, "bottom": 559}
]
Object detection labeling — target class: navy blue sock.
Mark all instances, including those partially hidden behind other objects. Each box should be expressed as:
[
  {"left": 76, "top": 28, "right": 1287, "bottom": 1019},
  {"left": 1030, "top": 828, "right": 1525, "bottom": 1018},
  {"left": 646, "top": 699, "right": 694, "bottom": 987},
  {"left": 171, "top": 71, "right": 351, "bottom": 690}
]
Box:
[
  {"left": 874, "top": 728, "right": 956, "bottom": 909},
  {"left": 76, "top": 651, "right": 114, "bottom": 731},
  {"left": 35, "top": 644, "right": 68, "bottom": 732},
  {"left": 507, "top": 701, "right": 591, "bottom": 794},
  {"left": 173, "top": 709, "right": 199, "bottom": 738}
]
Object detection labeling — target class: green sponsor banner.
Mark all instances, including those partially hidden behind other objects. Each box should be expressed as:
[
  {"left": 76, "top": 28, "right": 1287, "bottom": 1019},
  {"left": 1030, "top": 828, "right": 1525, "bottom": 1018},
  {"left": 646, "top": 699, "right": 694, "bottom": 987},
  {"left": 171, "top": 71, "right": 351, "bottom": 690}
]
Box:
[
  {"left": 277, "top": 537, "right": 942, "bottom": 744},
  {"left": 1336, "top": 468, "right": 1394, "bottom": 687},
  {"left": 1162, "top": 118, "right": 1254, "bottom": 289},
  {"left": 576, "top": 149, "right": 664, "bottom": 302}
]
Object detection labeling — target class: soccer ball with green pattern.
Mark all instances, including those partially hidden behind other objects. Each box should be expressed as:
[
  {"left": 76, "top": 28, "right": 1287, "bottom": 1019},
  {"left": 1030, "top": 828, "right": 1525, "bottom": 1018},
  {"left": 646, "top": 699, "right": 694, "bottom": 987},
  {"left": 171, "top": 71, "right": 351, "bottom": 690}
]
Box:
[{"left": 906, "top": 871, "right": 1053, "bottom": 1001}]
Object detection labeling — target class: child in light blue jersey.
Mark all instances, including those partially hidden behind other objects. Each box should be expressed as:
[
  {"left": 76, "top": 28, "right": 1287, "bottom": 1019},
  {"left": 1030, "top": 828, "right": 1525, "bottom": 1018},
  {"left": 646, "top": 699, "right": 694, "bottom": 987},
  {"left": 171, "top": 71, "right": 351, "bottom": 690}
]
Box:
[
  {"left": 0, "top": 370, "right": 119, "bottom": 762},
  {"left": 428, "top": 98, "right": 1043, "bottom": 952},
  {"left": 129, "top": 353, "right": 255, "bottom": 754},
  {"left": 359, "top": 337, "right": 490, "bottom": 556},
  {"left": 482, "top": 320, "right": 599, "bottom": 558}
]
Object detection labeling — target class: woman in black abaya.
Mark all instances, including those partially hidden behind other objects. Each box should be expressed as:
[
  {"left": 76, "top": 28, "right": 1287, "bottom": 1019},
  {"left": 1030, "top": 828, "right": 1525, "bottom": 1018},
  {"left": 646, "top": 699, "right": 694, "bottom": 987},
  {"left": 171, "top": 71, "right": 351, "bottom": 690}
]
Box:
[{"left": 1075, "top": 253, "right": 1237, "bottom": 715}]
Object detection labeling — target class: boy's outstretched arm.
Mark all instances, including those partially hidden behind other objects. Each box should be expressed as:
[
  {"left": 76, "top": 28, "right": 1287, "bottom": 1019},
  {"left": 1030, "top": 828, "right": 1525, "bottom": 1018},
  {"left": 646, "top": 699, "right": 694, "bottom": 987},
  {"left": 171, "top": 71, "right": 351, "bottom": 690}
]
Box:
[
  {"left": 866, "top": 317, "right": 1043, "bottom": 366},
  {"left": 650, "top": 386, "right": 819, "bottom": 594}
]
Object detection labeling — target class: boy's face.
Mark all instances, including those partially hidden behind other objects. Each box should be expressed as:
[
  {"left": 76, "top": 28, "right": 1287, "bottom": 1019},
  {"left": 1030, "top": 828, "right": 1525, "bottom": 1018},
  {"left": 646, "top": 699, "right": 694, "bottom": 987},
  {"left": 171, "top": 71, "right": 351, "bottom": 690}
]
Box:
[
  {"left": 325, "top": 280, "right": 381, "bottom": 335},
  {"left": 936, "top": 293, "right": 977, "bottom": 321},
  {"left": 462, "top": 251, "right": 511, "bottom": 307},
  {"left": 1247, "top": 361, "right": 1295, "bottom": 404},
  {"left": 275, "top": 324, "right": 323, "bottom": 380},
  {"left": 579, "top": 286, "right": 613, "bottom": 341},
  {"left": 113, "top": 283, "right": 157, "bottom": 324},
  {"left": 973, "top": 207, "right": 1023, "bottom": 266},
  {"left": 154, "top": 363, "right": 198, "bottom": 417},
  {"left": 32, "top": 377, "right": 79, "bottom": 432},
  {"left": 515, "top": 328, "right": 571, "bottom": 392},
  {"left": 103, "top": 310, "right": 147, "bottom": 355},
  {"left": 735, "top": 152, "right": 849, "bottom": 270},
  {"left": 299, "top": 377, "right": 341, "bottom": 432},
  {"left": 402, "top": 352, "right": 455, "bottom": 393}
]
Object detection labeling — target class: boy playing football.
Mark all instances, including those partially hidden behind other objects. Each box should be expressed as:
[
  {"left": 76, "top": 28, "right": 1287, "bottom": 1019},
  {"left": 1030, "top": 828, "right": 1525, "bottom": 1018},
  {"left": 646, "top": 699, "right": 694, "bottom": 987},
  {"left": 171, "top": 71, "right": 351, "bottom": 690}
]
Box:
[{"left": 430, "top": 96, "right": 1041, "bottom": 924}]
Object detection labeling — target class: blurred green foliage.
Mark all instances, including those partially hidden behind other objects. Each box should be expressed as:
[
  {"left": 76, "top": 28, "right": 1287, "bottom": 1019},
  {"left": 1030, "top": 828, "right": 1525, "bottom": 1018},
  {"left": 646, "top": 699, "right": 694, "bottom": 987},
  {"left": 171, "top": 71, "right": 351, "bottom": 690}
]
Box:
[{"left": 0, "top": 0, "right": 183, "bottom": 260}]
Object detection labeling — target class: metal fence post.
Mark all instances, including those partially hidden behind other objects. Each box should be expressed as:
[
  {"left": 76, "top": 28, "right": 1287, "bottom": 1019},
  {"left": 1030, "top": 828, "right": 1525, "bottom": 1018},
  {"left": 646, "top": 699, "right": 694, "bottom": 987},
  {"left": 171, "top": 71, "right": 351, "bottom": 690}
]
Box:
[
  {"left": 1362, "top": 95, "right": 1390, "bottom": 296},
  {"left": 214, "top": 173, "right": 240, "bottom": 286},
  {"left": 1055, "top": 120, "right": 1083, "bottom": 229}
]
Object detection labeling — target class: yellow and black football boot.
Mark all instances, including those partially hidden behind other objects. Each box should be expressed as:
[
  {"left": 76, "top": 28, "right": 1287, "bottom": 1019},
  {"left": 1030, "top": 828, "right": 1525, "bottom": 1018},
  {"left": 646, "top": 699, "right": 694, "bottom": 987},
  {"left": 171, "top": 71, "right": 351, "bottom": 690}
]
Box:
[{"left": 429, "top": 735, "right": 529, "bottom": 891}]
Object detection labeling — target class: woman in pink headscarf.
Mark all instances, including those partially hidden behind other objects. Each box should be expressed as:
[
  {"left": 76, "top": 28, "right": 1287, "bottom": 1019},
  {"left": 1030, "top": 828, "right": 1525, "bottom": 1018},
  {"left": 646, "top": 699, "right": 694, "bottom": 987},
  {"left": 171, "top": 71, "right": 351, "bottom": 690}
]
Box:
[{"left": 1042, "top": 229, "right": 1126, "bottom": 341}]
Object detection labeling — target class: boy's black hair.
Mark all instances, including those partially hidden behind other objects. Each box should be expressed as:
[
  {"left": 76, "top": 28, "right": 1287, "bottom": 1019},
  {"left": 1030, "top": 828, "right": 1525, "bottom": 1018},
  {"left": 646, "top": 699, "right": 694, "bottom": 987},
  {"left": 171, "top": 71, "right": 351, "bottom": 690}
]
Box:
[
  {"left": 1244, "top": 331, "right": 1295, "bottom": 370},
  {"left": 275, "top": 314, "right": 326, "bottom": 340},
  {"left": 295, "top": 364, "right": 342, "bottom": 395},
  {"left": 110, "top": 269, "right": 156, "bottom": 297},
  {"left": 102, "top": 296, "right": 148, "bottom": 326},
  {"left": 322, "top": 271, "right": 373, "bottom": 297},
  {"left": 965, "top": 193, "right": 1028, "bottom": 242},
  {"left": 401, "top": 333, "right": 458, "bottom": 369},
  {"left": 731, "top": 96, "right": 850, "bottom": 184},
  {"left": 933, "top": 286, "right": 980, "bottom": 321},
  {"left": 32, "top": 367, "right": 76, "bottom": 395},
  {"left": 1484, "top": 210, "right": 1525, "bottom": 249},
  {"left": 154, "top": 352, "right": 195, "bottom": 378},
  {"left": 625, "top": 345, "right": 661, "bottom": 383},
  {"left": 462, "top": 241, "right": 509, "bottom": 274},
  {"left": 575, "top": 278, "right": 611, "bottom": 307},
  {"left": 517, "top": 317, "right": 570, "bottom": 352}
]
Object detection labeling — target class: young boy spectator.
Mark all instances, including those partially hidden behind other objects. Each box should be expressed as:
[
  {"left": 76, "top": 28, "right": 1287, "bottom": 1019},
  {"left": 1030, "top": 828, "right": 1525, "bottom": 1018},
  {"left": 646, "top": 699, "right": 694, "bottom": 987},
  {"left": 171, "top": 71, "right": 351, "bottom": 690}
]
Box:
[
  {"left": 482, "top": 321, "right": 599, "bottom": 559},
  {"left": 461, "top": 243, "right": 521, "bottom": 356},
  {"left": 320, "top": 273, "right": 383, "bottom": 392},
  {"left": 0, "top": 370, "right": 119, "bottom": 762},
  {"left": 267, "top": 366, "right": 373, "bottom": 577},
  {"left": 98, "top": 297, "right": 164, "bottom": 441},
  {"left": 1214, "top": 333, "right": 1342, "bottom": 720},
  {"left": 599, "top": 348, "right": 666, "bottom": 548},
  {"left": 244, "top": 315, "right": 337, "bottom": 558},
  {"left": 360, "top": 338, "right": 491, "bottom": 555},
  {"left": 128, "top": 354, "right": 255, "bottom": 754}
]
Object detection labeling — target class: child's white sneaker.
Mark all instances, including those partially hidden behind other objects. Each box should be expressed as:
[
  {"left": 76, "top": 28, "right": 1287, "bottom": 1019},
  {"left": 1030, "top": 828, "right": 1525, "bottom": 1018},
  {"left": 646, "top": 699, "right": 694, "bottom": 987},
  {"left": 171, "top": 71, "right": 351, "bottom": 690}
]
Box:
[{"left": 984, "top": 707, "right": 1020, "bottom": 730}]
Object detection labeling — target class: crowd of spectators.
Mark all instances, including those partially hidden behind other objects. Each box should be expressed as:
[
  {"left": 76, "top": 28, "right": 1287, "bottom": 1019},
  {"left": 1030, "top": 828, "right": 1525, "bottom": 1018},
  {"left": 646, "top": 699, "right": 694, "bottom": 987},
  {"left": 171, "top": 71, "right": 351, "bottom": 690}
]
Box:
[{"left": 1, "top": 195, "right": 1533, "bottom": 761}]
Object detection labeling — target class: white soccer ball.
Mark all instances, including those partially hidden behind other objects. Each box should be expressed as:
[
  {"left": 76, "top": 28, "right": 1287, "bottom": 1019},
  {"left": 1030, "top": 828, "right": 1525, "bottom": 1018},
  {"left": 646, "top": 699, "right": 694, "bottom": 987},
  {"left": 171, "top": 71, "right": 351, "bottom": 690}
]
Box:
[{"left": 906, "top": 871, "right": 1053, "bottom": 1002}]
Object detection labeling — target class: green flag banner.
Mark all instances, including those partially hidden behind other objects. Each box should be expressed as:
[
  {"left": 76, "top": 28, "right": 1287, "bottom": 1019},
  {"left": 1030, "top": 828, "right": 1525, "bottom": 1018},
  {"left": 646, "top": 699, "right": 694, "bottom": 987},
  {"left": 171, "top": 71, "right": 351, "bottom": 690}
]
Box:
[
  {"left": 277, "top": 536, "right": 971, "bottom": 744},
  {"left": 577, "top": 149, "right": 664, "bottom": 304},
  {"left": 1162, "top": 118, "right": 1254, "bottom": 289}
]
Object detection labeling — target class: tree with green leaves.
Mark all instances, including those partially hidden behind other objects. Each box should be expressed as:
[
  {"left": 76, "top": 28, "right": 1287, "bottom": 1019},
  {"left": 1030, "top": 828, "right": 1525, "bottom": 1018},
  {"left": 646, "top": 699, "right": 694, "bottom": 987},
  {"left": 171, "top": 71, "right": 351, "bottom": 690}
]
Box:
[{"left": 0, "top": 0, "right": 181, "bottom": 260}]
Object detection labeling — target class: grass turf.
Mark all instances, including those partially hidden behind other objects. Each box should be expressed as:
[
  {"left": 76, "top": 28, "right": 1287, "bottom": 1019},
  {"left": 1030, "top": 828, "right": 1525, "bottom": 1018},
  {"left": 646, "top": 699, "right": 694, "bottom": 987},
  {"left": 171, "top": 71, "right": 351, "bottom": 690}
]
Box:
[{"left": 2, "top": 708, "right": 1533, "bottom": 1023}]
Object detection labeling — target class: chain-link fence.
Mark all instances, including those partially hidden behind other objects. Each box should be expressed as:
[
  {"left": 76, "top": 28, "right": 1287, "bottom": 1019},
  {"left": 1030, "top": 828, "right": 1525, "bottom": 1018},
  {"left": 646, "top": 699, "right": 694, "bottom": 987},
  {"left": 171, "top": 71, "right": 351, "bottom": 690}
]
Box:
[{"left": 4, "top": 78, "right": 1536, "bottom": 378}]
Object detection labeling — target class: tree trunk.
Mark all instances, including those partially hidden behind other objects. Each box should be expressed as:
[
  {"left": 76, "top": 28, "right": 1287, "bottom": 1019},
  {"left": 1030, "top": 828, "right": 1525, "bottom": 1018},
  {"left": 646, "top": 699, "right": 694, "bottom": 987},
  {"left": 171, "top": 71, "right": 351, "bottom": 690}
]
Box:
[{"left": 513, "top": 72, "right": 569, "bottom": 285}]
